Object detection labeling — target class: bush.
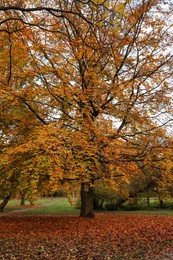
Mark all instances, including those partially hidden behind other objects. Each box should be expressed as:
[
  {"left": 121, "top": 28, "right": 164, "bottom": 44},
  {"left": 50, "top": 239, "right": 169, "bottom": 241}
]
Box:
[
  {"left": 120, "top": 197, "right": 141, "bottom": 211},
  {"left": 93, "top": 186, "right": 123, "bottom": 211}
]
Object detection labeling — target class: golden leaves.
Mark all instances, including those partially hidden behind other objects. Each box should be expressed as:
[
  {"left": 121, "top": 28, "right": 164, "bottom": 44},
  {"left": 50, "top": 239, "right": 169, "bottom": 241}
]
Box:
[{"left": 0, "top": 0, "right": 172, "bottom": 205}]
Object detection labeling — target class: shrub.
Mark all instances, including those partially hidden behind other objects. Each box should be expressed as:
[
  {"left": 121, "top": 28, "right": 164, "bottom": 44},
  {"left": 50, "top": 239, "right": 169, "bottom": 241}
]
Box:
[{"left": 93, "top": 186, "right": 123, "bottom": 211}]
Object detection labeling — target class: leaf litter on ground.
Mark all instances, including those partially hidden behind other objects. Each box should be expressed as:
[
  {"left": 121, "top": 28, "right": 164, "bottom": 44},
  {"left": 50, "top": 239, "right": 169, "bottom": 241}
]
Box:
[{"left": 0, "top": 213, "right": 173, "bottom": 259}]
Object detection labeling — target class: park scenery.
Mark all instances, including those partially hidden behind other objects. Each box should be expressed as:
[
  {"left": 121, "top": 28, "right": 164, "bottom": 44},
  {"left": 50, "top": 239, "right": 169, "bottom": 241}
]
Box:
[{"left": 0, "top": 0, "right": 173, "bottom": 259}]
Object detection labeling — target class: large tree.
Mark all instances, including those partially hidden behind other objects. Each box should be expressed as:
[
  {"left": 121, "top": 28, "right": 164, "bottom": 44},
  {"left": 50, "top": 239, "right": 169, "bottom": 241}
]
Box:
[{"left": 0, "top": 0, "right": 173, "bottom": 216}]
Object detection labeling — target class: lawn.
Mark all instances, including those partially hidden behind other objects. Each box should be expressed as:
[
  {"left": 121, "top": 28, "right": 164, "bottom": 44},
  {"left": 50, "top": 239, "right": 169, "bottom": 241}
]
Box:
[
  {"left": 22, "top": 197, "right": 80, "bottom": 215},
  {"left": 2, "top": 197, "right": 80, "bottom": 214},
  {"left": 3, "top": 197, "right": 173, "bottom": 215}
]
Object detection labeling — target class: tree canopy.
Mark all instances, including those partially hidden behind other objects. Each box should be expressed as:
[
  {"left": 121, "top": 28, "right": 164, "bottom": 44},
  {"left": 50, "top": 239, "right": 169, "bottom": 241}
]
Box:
[{"left": 0, "top": 0, "right": 173, "bottom": 216}]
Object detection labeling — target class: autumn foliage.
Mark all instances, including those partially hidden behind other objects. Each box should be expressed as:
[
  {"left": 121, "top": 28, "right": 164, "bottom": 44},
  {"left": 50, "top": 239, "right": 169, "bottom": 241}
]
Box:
[
  {"left": 0, "top": 0, "right": 173, "bottom": 216},
  {"left": 1, "top": 214, "right": 173, "bottom": 259}
]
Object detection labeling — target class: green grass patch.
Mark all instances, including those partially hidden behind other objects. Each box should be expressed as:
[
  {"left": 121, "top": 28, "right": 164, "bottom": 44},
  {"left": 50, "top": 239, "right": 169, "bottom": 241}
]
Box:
[
  {"left": 1, "top": 196, "right": 173, "bottom": 216},
  {"left": 23, "top": 198, "right": 80, "bottom": 215},
  {"left": 3, "top": 197, "right": 54, "bottom": 207},
  {"left": 1, "top": 197, "right": 56, "bottom": 212},
  {"left": 8, "top": 197, "right": 80, "bottom": 215},
  {"left": 113, "top": 208, "right": 173, "bottom": 215},
  {"left": 0, "top": 197, "right": 79, "bottom": 215}
]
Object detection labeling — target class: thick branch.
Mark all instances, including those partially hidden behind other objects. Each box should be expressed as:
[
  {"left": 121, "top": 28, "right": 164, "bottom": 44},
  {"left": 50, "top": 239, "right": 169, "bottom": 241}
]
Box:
[{"left": 0, "top": 6, "right": 93, "bottom": 25}]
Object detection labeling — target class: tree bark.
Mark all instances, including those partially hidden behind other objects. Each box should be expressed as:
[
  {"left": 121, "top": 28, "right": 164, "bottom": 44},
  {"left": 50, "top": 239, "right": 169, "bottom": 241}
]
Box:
[
  {"left": 147, "top": 191, "right": 150, "bottom": 208},
  {"left": 20, "top": 193, "right": 26, "bottom": 206},
  {"left": 0, "top": 194, "right": 11, "bottom": 212},
  {"left": 80, "top": 182, "right": 95, "bottom": 218}
]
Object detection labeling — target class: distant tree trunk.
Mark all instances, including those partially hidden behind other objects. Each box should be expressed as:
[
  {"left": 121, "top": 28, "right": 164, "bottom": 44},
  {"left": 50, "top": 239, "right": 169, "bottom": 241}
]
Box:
[
  {"left": 147, "top": 191, "right": 150, "bottom": 208},
  {"left": 158, "top": 194, "right": 164, "bottom": 208},
  {"left": 20, "top": 193, "right": 26, "bottom": 206},
  {"left": 159, "top": 199, "right": 164, "bottom": 208},
  {"left": 0, "top": 194, "right": 11, "bottom": 212},
  {"left": 80, "top": 182, "right": 95, "bottom": 218},
  {"left": 156, "top": 188, "right": 164, "bottom": 208}
]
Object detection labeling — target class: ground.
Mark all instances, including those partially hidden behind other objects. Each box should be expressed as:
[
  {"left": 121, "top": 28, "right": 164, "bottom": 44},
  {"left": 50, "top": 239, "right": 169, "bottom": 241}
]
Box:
[{"left": 0, "top": 213, "right": 173, "bottom": 259}]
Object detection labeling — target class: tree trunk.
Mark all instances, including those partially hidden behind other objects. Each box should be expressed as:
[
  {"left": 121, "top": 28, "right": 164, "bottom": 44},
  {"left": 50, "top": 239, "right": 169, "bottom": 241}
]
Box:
[
  {"left": 20, "top": 193, "right": 26, "bottom": 206},
  {"left": 0, "top": 194, "right": 11, "bottom": 212},
  {"left": 147, "top": 191, "right": 150, "bottom": 208},
  {"left": 80, "top": 182, "right": 95, "bottom": 218}
]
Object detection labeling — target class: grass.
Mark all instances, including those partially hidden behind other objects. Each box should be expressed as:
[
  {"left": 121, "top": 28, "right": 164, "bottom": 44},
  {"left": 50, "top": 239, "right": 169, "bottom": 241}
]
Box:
[
  {"left": 23, "top": 197, "right": 80, "bottom": 215},
  {"left": 1, "top": 197, "right": 58, "bottom": 213},
  {"left": 4, "top": 197, "right": 54, "bottom": 207},
  {"left": 2, "top": 197, "right": 80, "bottom": 215},
  {"left": 115, "top": 208, "right": 173, "bottom": 215},
  {"left": 1, "top": 196, "right": 173, "bottom": 215}
]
